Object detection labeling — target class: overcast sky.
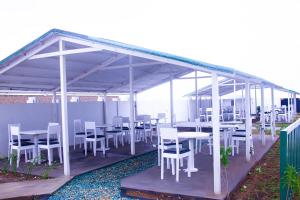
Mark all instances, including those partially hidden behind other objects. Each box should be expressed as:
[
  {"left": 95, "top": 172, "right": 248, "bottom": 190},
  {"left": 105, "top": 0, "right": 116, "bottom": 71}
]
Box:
[{"left": 0, "top": 0, "right": 299, "bottom": 100}]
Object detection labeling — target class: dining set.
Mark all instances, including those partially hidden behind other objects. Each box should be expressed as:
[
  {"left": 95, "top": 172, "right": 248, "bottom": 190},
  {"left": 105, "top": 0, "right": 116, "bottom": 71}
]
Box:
[
  {"left": 158, "top": 119, "right": 254, "bottom": 182},
  {"left": 8, "top": 122, "right": 62, "bottom": 168}
]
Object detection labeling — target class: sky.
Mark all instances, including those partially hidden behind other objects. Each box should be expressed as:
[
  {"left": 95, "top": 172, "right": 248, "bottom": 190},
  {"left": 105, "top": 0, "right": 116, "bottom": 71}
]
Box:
[{"left": 0, "top": 0, "right": 299, "bottom": 102}]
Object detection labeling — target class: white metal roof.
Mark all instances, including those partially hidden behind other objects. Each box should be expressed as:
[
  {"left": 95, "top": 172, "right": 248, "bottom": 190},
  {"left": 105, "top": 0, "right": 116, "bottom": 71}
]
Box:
[{"left": 0, "top": 29, "right": 297, "bottom": 94}]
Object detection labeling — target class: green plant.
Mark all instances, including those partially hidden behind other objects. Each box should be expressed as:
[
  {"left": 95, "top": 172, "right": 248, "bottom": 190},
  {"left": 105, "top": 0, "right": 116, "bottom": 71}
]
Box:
[
  {"left": 282, "top": 165, "right": 300, "bottom": 200},
  {"left": 24, "top": 157, "right": 38, "bottom": 179},
  {"left": 10, "top": 153, "right": 18, "bottom": 176},
  {"left": 41, "top": 162, "right": 57, "bottom": 179},
  {"left": 220, "top": 146, "right": 232, "bottom": 199},
  {"left": 0, "top": 156, "right": 9, "bottom": 175}
]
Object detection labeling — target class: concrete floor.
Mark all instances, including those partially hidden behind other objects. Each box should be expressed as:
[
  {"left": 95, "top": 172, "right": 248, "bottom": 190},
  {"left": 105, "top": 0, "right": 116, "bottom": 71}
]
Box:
[{"left": 121, "top": 135, "right": 278, "bottom": 200}]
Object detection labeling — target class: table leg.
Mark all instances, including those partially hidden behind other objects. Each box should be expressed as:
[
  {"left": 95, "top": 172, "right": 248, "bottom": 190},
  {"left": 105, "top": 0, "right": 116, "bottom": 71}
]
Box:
[
  {"left": 184, "top": 139, "right": 198, "bottom": 173},
  {"left": 33, "top": 135, "right": 38, "bottom": 159}
]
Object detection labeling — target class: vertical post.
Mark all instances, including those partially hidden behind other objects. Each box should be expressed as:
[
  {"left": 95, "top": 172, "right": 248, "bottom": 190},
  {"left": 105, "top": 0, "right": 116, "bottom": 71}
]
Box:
[
  {"left": 260, "top": 85, "right": 265, "bottom": 145},
  {"left": 129, "top": 56, "right": 135, "bottom": 155},
  {"left": 134, "top": 92, "right": 138, "bottom": 119},
  {"left": 103, "top": 93, "right": 107, "bottom": 124},
  {"left": 241, "top": 88, "right": 244, "bottom": 118},
  {"left": 59, "top": 40, "right": 70, "bottom": 176},
  {"left": 170, "top": 78, "right": 174, "bottom": 127},
  {"left": 52, "top": 92, "right": 58, "bottom": 122},
  {"left": 271, "top": 87, "right": 275, "bottom": 140},
  {"left": 233, "top": 79, "right": 236, "bottom": 121},
  {"left": 245, "top": 81, "right": 251, "bottom": 161},
  {"left": 254, "top": 85, "right": 257, "bottom": 117},
  {"left": 293, "top": 93, "right": 297, "bottom": 117},
  {"left": 212, "top": 73, "right": 221, "bottom": 194},
  {"left": 288, "top": 92, "right": 291, "bottom": 122},
  {"left": 195, "top": 71, "right": 199, "bottom": 119}
]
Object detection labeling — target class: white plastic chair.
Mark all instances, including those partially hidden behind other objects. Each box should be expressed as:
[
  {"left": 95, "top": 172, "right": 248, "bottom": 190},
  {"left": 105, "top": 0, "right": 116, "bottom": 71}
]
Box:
[
  {"left": 195, "top": 118, "right": 213, "bottom": 154},
  {"left": 84, "top": 121, "right": 105, "bottom": 157},
  {"left": 73, "top": 119, "right": 88, "bottom": 150},
  {"left": 135, "top": 115, "right": 152, "bottom": 143},
  {"left": 10, "top": 125, "right": 35, "bottom": 168},
  {"left": 106, "top": 116, "right": 124, "bottom": 148},
  {"left": 231, "top": 129, "right": 254, "bottom": 156},
  {"left": 206, "top": 108, "right": 213, "bottom": 121},
  {"left": 160, "top": 127, "right": 191, "bottom": 182},
  {"left": 38, "top": 123, "right": 62, "bottom": 165}
]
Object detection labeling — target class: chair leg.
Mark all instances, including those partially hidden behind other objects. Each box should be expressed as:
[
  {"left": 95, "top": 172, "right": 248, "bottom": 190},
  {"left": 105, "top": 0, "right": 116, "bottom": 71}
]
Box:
[
  {"left": 38, "top": 147, "right": 41, "bottom": 164},
  {"left": 48, "top": 149, "right": 52, "bottom": 165},
  {"left": 167, "top": 158, "right": 170, "bottom": 169},
  {"left": 180, "top": 158, "right": 183, "bottom": 167},
  {"left": 171, "top": 159, "right": 175, "bottom": 175},
  {"left": 10, "top": 148, "right": 13, "bottom": 165},
  {"left": 74, "top": 137, "right": 76, "bottom": 150},
  {"left": 84, "top": 140, "right": 87, "bottom": 156},
  {"left": 101, "top": 140, "right": 105, "bottom": 156},
  {"left": 25, "top": 150, "right": 28, "bottom": 162},
  {"left": 93, "top": 141, "right": 97, "bottom": 157},
  {"left": 158, "top": 148, "right": 161, "bottom": 166},
  {"left": 59, "top": 147, "right": 63, "bottom": 163},
  {"left": 79, "top": 138, "right": 82, "bottom": 149},
  {"left": 17, "top": 149, "right": 20, "bottom": 168},
  {"left": 176, "top": 158, "right": 180, "bottom": 182},
  {"left": 199, "top": 139, "right": 202, "bottom": 152},
  {"left": 161, "top": 156, "right": 164, "bottom": 180}
]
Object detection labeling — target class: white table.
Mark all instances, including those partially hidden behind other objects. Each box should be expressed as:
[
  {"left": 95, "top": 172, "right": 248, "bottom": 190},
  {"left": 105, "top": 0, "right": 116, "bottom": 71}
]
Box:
[
  {"left": 96, "top": 124, "right": 112, "bottom": 150},
  {"left": 20, "top": 130, "right": 47, "bottom": 159},
  {"left": 219, "top": 124, "right": 238, "bottom": 149},
  {"left": 178, "top": 132, "right": 210, "bottom": 173}
]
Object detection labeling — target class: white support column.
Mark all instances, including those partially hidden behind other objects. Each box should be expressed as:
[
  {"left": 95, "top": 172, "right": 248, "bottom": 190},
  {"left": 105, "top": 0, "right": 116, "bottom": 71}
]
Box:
[
  {"left": 233, "top": 79, "right": 236, "bottom": 121},
  {"left": 211, "top": 73, "right": 221, "bottom": 194},
  {"left": 260, "top": 85, "right": 265, "bottom": 145},
  {"left": 195, "top": 71, "right": 199, "bottom": 119},
  {"left": 103, "top": 93, "right": 107, "bottom": 124},
  {"left": 129, "top": 56, "right": 135, "bottom": 155},
  {"left": 254, "top": 85, "right": 257, "bottom": 116},
  {"left": 59, "top": 40, "right": 70, "bottom": 176},
  {"left": 170, "top": 78, "right": 174, "bottom": 127},
  {"left": 52, "top": 92, "right": 58, "bottom": 122},
  {"left": 288, "top": 92, "right": 291, "bottom": 123},
  {"left": 293, "top": 93, "right": 297, "bottom": 117},
  {"left": 245, "top": 81, "right": 251, "bottom": 161},
  {"left": 271, "top": 87, "right": 275, "bottom": 140}
]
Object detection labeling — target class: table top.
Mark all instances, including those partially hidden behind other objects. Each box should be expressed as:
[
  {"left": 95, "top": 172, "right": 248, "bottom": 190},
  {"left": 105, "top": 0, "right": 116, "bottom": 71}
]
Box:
[
  {"left": 178, "top": 131, "right": 210, "bottom": 139},
  {"left": 221, "top": 121, "right": 244, "bottom": 124},
  {"left": 20, "top": 130, "right": 47, "bottom": 135},
  {"left": 96, "top": 124, "right": 112, "bottom": 128}
]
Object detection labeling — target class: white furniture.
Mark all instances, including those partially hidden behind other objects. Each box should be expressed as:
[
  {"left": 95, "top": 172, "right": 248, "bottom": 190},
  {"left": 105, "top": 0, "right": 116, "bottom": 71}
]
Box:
[
  {"left": 206, "top": 108, "right": 213, "bottom": 121},
  {"left": 160, "top": 128, "right": 192, "bottom": 182},
  {"left": 157, "top": 123, "right": 181, "bottom": 167},
  {"left": 20, "top": 129, "right": 48, "bottom": 160},
  {"left": 10, "top": 125, "right": 35, "bottom": 168},
  {"left": 231, "top": 129, "right": 254, "bottom": 156},
  {"left": 178, "top": 131, "right": 210, "bottom": 173},
  {"left": 157, "top": 113, "right": 167, "bottom": 123},
  {"left": 73, "top": 119, "right": 89, "bottom": 150},
  {"left": 8, "top": 123, "right": 31, "bottom": 158},
  {"left": 194, "top": 119, "right": 213, "bottom": 154},
  {"left": 135, "top": 115, "right": 152, "bottom": 143},
  {"left": 84, "top": 121, "right": 105, "bottom": 157},
  {"left": 105, "top": 116, "right": 124, "bottom": 148},
  {"left": 38, "top": 123, "right": 62, "bottom": 165}
]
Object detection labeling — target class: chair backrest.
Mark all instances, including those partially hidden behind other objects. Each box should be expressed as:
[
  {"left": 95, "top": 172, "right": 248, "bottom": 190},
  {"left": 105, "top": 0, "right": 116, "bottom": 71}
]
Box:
[
  {"left": 10, "top": 125, "right": 21, "bottom": 147},
  {"left": 47, "top": 123, "right": 61, "bottom": 145},
  {"left": 74, "top": 119, "right": 82, "bottom": 133},
  {"left": 195, "top": 118, "right": 202, "bottom": 132},
  {"left": 85, "top": 121, "right": 96, "bottom": 136},
  {"left": 157, "top": 123, "right": 171, "bottom": 141},
  {"left": 206, "top": 108, "right": 213, "bottom": 114},
  {"left": 112, "top": 116, "right": 123, "bottom": 129},
  {"left": 8, "top": 123, "right": 21, "bottom": 143},
  {"left": 160, "top": 127, "right": 180, "bottom": 154}
]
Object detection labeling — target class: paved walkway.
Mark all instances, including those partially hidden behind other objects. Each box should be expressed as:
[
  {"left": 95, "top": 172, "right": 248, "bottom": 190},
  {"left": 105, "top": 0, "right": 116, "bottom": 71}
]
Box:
[{"left": 0, "top": 177, "right": 72, "bottom": 199}]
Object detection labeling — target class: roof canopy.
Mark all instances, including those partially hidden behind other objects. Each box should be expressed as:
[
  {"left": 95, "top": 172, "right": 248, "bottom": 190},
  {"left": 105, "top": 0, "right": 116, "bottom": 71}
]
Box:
[
  {"left": 185, "top": 78, "right": 246, "bottom": 97},
  {"left": 0, "top": 29, "right": 297, "bottom": 94}
]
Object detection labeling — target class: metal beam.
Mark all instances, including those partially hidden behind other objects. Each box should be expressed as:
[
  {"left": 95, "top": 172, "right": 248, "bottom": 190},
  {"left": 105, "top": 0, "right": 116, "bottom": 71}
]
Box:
[
  {"left": 245, "top": 81, "right": 251, "bottom": 161},
  {"left": 271, "top": 87, "right": 275, "bottom": 140},
  {"left": 0, "top": 37, "right": 60, "bottom": 75},
  {"left": 176, "top": 75, "right": 211, "bottom": 80},
  {"left": 129, "top": 56, "right": 135, "bottom": 155},
  {"left": 53, "top": 54, "right": 126, "bottom": 91},
  {"left": 29, "top": 47, "right": 103, "bottom": 60},
  {"left": 261, "top": 85, "right": 265, "bottom": 145},
  {"left": 170, "top": 78, "right": 174, "bottom": 127}
]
